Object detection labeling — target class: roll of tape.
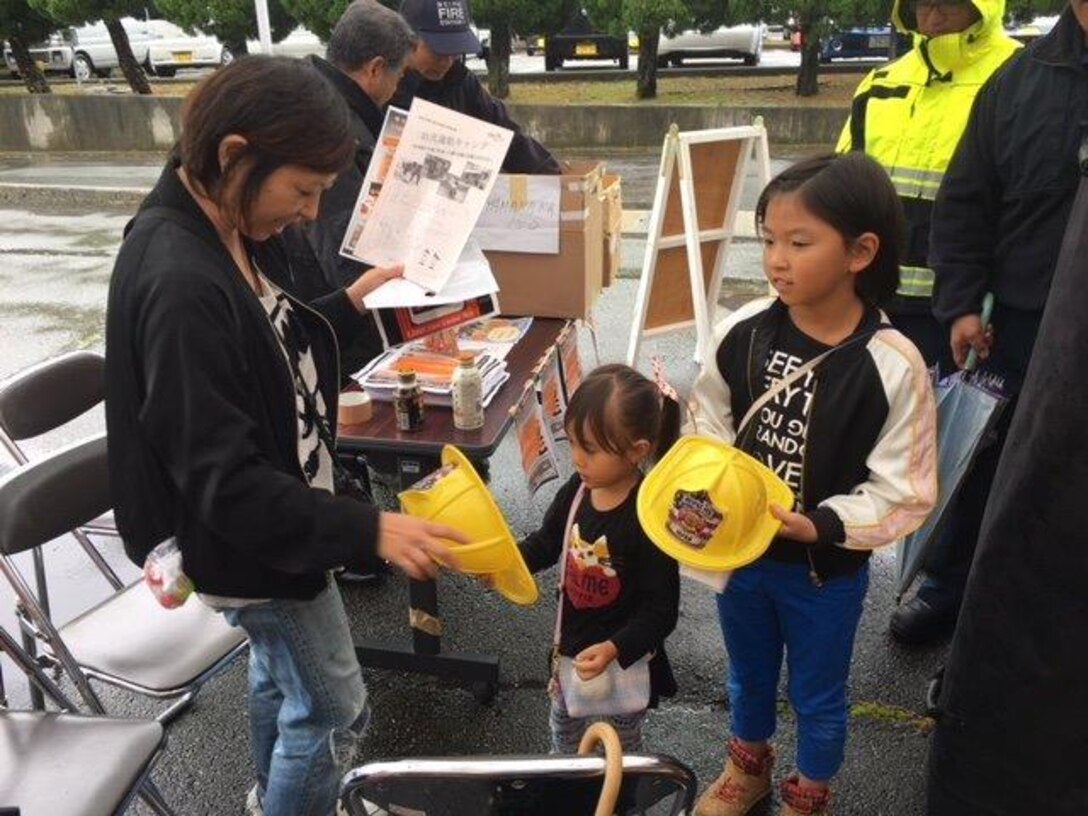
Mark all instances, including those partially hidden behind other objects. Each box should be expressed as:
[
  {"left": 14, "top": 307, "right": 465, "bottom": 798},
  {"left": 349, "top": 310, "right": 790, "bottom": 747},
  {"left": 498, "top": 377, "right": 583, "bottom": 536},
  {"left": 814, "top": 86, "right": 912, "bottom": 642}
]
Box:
[{"left": 338, "top": 391, "right": 373, "bottom": 425}]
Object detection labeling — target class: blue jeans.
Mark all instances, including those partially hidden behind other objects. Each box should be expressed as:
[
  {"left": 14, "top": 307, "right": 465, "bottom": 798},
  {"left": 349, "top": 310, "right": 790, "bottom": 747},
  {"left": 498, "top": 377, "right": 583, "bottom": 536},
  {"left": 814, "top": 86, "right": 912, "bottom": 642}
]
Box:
[
  {"left": 716, "top": 559, "right": 868, "bottom": 781},
  {"left": 222, "top": 577, "right": 369, "bottom": 816}
]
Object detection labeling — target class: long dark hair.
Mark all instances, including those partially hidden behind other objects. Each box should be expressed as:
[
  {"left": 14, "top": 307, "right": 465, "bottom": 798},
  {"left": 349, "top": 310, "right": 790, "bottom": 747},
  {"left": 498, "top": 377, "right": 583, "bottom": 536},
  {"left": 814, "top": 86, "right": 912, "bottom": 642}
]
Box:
[
  {"left": 755, "top": 152, "right": 904, "bottom": 307},
  {"left": 564, "top": 364, "right": 681, "bottom": 464},
  {"left": 179, "top": 55, "right": 355, "bottom": 230}
]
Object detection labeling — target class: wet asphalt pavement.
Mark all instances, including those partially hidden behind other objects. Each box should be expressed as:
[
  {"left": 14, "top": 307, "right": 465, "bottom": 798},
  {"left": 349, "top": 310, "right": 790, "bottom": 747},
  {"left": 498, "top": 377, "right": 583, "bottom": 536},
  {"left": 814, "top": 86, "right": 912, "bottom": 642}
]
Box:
[{"left": 0, "top": 156, "right": 947, "bottom": 815}]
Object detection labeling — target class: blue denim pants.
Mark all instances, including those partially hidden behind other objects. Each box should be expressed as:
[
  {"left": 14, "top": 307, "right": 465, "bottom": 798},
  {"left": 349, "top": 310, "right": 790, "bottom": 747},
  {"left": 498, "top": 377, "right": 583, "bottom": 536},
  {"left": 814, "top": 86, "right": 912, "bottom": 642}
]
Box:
[
  {"left": 716, "top": 559, "right": 868, "bottom": 781},
  {"left": 222, "top": 577, "right": 370, "bottom": 816}
]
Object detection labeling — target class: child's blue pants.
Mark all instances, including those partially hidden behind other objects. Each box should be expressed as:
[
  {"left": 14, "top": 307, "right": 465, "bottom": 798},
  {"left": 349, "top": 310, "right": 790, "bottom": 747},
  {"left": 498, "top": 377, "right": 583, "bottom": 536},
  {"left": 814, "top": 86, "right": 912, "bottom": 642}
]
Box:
[{"left": 716, "top": 558, "right": 868, "bottom": 781}]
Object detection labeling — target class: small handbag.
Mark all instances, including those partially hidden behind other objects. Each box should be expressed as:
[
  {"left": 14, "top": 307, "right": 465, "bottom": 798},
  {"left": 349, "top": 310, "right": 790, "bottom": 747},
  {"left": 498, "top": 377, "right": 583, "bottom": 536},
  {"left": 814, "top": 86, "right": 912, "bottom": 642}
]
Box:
[{"left": 553, "top": 483, "right": 652, "bottom": 719}]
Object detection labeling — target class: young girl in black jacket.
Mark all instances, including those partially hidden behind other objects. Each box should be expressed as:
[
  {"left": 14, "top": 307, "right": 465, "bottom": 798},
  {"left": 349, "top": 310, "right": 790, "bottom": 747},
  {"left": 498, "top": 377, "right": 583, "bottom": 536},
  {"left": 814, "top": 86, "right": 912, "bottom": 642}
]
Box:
[{"left": 690, "top": 154, "right": 937, "bottom": 816}]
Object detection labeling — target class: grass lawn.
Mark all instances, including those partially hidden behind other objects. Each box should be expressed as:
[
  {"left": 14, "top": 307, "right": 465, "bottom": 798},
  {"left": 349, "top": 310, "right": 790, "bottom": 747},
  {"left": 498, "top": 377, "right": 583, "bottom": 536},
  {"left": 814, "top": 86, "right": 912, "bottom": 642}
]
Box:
[{"left": 2, "top": 70, "right": 857, "bottom": 107}]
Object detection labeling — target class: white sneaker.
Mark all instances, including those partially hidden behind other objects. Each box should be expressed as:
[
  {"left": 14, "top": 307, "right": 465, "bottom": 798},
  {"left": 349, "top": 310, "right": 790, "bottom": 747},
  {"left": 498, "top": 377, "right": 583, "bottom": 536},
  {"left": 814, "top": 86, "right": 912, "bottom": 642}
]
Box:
[{"left": 244, "top": 784, "right": 264, "bottom": 816}]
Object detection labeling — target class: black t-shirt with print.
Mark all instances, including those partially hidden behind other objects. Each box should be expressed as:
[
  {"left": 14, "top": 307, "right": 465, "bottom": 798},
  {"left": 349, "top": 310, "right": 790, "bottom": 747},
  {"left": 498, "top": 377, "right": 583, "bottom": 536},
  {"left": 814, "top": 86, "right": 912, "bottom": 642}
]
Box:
[
  {"left": 519, "top": 474, "right": 680, "bottom": 669},
  {"left": 740, "top": 315, "right": 833, "bottom": 566}
]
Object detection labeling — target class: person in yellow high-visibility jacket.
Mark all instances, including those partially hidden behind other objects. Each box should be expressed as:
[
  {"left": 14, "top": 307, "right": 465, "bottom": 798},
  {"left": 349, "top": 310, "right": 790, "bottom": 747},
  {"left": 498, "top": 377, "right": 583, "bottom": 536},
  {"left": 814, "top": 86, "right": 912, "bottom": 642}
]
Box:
[
  {"left": 838, "top": 0, "right": 1019, "bottom": 646},
  {"left": 838, "top": 0, "right": 1019, "bottom": 378}
]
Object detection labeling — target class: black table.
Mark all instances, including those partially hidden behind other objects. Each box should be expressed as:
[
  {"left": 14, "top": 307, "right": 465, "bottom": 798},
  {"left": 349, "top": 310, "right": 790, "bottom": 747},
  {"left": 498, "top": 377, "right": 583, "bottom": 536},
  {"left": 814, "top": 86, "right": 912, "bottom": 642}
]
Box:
[{"left": 337, "top": 318, "right": 568, "bottom": 703}]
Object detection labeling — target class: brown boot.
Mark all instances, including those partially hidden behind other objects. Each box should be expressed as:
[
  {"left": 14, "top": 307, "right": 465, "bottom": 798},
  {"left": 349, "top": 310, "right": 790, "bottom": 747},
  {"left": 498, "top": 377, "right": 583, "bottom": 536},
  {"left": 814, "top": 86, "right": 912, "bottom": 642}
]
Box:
[
  {"left": 779, "top": 775, "right": 832, "bottom": 815},
  {"left": 694, "top": 738, "right": 774, "bottom": 816}
]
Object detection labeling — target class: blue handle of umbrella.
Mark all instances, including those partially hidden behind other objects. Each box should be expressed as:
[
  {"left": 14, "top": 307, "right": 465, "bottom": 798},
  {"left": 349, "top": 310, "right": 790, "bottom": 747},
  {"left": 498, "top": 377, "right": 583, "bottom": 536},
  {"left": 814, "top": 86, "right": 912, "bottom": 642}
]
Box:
[{"left": 964, "top": 292, "right": 994, "bottom": 373}]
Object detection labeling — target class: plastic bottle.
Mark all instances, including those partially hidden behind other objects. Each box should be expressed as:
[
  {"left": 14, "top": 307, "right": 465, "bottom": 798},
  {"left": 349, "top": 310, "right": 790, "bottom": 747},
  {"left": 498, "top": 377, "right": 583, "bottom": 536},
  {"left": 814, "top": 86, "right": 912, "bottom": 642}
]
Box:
[
  {"left": 452, "top": 352, "right": 485, "bottom": 431},
  {"left": 394, "top": 369, "right": 425, "bottom": 432}
]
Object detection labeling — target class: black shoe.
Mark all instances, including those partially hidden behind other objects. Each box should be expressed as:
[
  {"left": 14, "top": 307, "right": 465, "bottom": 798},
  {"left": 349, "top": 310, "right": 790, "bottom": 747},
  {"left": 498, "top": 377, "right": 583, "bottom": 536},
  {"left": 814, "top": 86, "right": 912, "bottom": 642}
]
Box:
[{"left": 890, "top": 594, "right": 958, "bottom": 645}]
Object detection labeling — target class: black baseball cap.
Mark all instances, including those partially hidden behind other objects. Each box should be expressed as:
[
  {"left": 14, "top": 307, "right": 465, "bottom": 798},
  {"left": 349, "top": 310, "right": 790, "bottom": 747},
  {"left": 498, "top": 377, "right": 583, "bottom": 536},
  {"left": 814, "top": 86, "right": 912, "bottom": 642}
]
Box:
[{"left": 399, "top": 0, "right": 482, "bottom": 55}]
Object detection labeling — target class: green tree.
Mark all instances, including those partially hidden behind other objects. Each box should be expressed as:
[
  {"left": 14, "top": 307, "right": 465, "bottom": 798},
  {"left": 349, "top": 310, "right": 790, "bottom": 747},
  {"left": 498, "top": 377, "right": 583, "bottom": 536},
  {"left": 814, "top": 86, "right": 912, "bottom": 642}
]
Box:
[
  {"left": 471, "top": 0, "right": 575, "bottom": 98},
  {"left": 29, "top": 0, "right": 152, "bottom": 92},
  {"left": 587, "top": 0, "right": 688, "bottom": 99},
  {"left": 154, "top": 0, "right": 296, "bottom": 59},
  {"left": 278, "top": 0, "right": 347, "bottom": 41},
  {"left": 0, "top": 0, "right": 55, "bottom": 91},
  {"left": 731, "top": 0, "right": 891, "bottom": 96}
]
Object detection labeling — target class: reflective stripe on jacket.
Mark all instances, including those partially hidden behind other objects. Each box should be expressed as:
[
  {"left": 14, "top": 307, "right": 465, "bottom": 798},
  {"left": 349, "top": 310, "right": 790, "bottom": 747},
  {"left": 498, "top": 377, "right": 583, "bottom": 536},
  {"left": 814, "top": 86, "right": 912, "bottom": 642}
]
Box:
[{"left": 836, "top": 0, "right": 1020, "bottom": 299}]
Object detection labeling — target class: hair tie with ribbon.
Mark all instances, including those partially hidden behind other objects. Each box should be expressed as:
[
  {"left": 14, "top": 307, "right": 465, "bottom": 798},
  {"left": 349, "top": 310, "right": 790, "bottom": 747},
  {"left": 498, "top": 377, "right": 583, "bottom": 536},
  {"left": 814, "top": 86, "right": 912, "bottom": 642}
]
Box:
[{"left": 651, "top": 355, "right": 680, "bottom": 404}]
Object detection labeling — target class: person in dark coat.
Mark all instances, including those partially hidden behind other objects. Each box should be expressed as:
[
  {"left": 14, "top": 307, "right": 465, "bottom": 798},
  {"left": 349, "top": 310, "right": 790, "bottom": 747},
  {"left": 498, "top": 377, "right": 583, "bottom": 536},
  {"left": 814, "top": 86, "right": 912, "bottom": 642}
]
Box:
[
  {"left": 105, "top": 56, "right": 465, "bottom": 816},
  {"left": 394, "top": 0, "right": 561, "bottom": 174},
  {"left": 926, "top": 136, "right": 1088, "bottom": 816},
  {"left": 280, "top": 0, "right": 418, "bottom": 378},
  {"left": 892, "top": 0, "right": 1088, "bottom": 644}
]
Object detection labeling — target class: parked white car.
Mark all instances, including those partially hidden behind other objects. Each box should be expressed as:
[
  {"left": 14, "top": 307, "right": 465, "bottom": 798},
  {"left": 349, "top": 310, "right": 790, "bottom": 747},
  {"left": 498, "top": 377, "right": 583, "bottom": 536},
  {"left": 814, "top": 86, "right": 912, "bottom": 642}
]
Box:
[
  {"left": 145, "top": 20, "right": 230, "bottom": 76},
  {"left": 657, "top": 23, "right": 763, "bottom": 67},
  {"left": 246, "top": 27, "right": 325, "bottom": 59},
  {"left": 4, "top": 18, "right": 152, "bottom": 80}
]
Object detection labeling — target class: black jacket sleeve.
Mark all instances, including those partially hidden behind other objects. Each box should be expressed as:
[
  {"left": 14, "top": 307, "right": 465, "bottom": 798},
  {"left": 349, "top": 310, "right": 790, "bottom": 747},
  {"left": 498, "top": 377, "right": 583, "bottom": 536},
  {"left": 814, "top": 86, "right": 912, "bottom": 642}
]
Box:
[
  {"left": 930, "top": 77, "right": 1002, "bottom": 326},
  {"left": 304, "top": 155, "right": 375, "bottom": 290},
  {"left": 519, "top": 475, "right": 581, "bottom": 572},
  {"left": 444, "top": 66, "right": 561, "bottom": 175},
  {"left": 608, "top": 533, "right": 680, "bottom": 668},
  {"left": 135, "top": 255, "right": 380, "bottom": 576}
]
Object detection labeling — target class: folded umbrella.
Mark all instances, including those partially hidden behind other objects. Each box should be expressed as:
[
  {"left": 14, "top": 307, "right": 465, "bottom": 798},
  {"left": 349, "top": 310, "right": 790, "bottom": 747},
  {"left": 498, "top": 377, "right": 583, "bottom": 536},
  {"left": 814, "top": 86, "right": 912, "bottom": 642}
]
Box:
[{"left": 895, "top": 293, "right": 1006, "bottom": 600}]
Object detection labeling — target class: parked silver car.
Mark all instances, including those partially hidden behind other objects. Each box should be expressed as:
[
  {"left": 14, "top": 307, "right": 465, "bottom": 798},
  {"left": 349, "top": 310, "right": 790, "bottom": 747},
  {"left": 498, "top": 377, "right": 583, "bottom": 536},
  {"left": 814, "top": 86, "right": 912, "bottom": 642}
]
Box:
[{"left": 657, "top": 23, "right": 763, "bottom": 67}]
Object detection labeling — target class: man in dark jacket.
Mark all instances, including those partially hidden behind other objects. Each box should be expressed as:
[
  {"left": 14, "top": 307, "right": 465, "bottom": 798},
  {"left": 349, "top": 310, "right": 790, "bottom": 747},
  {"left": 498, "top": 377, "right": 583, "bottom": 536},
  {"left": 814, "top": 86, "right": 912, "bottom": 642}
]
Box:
[
  {"left": 900, "top": 1, "right": 1088, "bottom": 644},
  {"left": 394, "top": 0, "right": 561, "bottom": 174},
  {"left": 282, "top": 0, "right": 418, "bottom": 377},
  {"left": 926, "top": 124, "right": 1088, "bottom": 816}
]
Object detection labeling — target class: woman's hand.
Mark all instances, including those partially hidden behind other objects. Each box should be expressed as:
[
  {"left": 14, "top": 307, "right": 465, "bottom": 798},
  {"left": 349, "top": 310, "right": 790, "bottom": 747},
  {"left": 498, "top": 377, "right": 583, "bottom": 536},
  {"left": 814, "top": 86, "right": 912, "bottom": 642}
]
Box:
[
  {"left": 950, "top": 313, "right": 994, "bottom": 370},
  {"left": 573, "top": 641, "right": 619, "bottom": 681},
  {"left": 769, "top": 505, "right": 818, "bottom": 544},
  {"left": 377, "top": 511, "right": 465, "bottom": 580},
  {"left": 346, "top": 264, "right": 404, "bottom": 310}
]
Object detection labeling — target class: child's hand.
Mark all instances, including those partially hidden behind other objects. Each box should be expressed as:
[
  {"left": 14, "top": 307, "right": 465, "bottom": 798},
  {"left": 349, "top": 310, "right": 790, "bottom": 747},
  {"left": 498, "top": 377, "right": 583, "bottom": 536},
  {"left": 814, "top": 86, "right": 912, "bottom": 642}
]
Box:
[
  {"left": 477, "top": 573, "right": 495, "bottom": 590},
  {"left": 769, "top": 505, "right": 818, "bottom": 544},
  {"left": 573, "top": 641, "right": 619, "bottom": 681}
]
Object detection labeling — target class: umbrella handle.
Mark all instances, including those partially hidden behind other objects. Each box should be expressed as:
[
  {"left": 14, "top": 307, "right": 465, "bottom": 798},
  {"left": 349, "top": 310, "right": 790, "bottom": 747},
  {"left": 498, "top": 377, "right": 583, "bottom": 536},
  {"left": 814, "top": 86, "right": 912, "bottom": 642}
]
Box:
[
  {"left": 965, "top": 292, "right": 995, "bottom": 373},
  {"left": 578, "top": 722, "right": 623, "bottom": 816}
]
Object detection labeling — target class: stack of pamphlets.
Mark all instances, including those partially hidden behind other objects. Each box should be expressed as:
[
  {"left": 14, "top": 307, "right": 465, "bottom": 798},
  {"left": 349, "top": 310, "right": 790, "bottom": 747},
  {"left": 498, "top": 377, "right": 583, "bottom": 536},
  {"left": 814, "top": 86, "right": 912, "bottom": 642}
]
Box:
[{"left": 355, "top": 347, "right": 509, "bottom": 408}]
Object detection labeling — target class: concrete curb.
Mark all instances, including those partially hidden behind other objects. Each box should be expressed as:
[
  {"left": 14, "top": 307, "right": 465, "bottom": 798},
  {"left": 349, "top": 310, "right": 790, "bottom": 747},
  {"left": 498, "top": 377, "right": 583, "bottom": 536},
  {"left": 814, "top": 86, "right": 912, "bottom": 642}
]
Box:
[{"left": 0, "top": 95, "right": 848, "bottom": 152}]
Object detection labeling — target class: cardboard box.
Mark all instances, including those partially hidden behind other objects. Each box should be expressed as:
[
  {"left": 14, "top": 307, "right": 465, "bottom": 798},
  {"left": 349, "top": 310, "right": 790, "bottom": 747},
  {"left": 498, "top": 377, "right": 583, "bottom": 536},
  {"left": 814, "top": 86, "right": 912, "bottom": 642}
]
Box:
[
  {"left": 483, "top": 161, "right": 605, "bottom": 320},
  {"left": 600, "top": 173, "right": 623, "bottom": 288}
]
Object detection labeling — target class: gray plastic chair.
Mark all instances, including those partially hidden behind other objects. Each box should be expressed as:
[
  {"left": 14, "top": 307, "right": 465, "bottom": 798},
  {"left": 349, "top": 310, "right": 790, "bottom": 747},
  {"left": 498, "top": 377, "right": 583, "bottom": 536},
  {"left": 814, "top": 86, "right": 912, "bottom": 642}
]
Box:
[
  {"left": 339, "top": 752, "right": 698, "bottom": 815},
  {"left": 0, "top": 433, "right": 247, "bottom": 723},
  {"left": 0, "top": 621, "right": 178, "bottom": 816}
]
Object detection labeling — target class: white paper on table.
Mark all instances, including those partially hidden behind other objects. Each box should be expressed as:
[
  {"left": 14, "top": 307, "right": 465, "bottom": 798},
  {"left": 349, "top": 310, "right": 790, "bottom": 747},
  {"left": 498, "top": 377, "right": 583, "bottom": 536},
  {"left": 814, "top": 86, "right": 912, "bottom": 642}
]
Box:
[
  {"left": 362, "top": 241, "right": 497, "bottom": 309},
  {"left": 343, "top": 99, "right": 513, "bottom": 294},
  {"left": 473, "top": 175, "right": 561, "bottom": 254}
]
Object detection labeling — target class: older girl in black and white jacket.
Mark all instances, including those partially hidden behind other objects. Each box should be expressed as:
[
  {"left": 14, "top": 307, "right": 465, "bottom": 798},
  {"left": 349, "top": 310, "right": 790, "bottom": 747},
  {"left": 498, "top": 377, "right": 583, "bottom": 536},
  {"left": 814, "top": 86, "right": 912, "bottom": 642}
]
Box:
[{"left": 690, "top": 153, "right": 937, "bottom": 816}]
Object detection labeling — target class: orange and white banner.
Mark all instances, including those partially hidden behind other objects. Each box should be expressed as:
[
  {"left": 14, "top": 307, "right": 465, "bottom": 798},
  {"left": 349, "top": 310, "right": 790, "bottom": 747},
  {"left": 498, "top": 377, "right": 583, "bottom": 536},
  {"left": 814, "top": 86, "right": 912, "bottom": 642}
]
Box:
[
  {"left": 539, "top": 350, "right": 567, "bottom": 441},
  {"left": 557, "top": 324, "right": 584, "bottom": 400},
  {"left": 515, "top": 397, "right": 559, "bottom": 495}
]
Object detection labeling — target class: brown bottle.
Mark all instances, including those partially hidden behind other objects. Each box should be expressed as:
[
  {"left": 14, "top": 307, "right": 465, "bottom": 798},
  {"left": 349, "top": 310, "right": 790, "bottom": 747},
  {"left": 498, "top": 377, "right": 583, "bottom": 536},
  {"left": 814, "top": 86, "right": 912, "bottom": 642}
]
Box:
[{"left": 393, "top": 369, "right": 425, "bottom": 432}]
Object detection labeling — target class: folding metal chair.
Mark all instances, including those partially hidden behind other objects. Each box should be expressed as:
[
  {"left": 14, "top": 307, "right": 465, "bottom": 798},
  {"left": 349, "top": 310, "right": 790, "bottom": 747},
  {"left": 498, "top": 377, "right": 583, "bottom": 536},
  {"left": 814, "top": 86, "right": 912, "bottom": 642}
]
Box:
[
  {"left": 0, "top": 621, "right": 178, "bottom": 816},
  {"left": 339, "top": 752, "right": 698, "bottom": 815},
  {"left": 0, "top": 433, "right": 247, "bottom": 723},
  {"left": 0, "top": 351, "right": 126, "bottom": 704}
]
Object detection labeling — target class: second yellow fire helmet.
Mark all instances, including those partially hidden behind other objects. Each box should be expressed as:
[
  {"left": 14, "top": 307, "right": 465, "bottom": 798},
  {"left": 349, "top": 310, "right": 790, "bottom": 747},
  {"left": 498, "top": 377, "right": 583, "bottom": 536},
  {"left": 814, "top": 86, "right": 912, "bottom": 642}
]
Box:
[
  {"left": 637, "top": 435, "right": 794, "bottom": 571},
  {"left": 398, "top": 444, "right": 539, "bottom": 606}
]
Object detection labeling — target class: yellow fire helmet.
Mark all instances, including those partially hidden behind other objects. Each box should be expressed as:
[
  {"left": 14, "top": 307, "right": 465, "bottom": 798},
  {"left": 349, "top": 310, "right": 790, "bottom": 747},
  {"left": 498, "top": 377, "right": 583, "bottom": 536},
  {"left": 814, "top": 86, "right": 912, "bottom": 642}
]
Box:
[
  {"left": 398, "top": 445, "right": 539, "bottom": 606},
  {"left": 637, "top": 435, "right": 795, "bottom": 571}
]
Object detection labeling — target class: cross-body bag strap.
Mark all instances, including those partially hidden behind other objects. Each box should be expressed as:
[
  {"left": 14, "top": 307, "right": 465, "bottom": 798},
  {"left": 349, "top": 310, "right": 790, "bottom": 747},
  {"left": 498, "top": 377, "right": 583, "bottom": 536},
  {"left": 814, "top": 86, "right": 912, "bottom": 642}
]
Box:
[
  {"left": 552, "top": 482, "right": 587, "bottom": 652},
  {"left": 736, "top": 349, "right": 834, "bottom": 436},
  {"left": 735, "top": 328, "right": 889, "bottom": 436}
]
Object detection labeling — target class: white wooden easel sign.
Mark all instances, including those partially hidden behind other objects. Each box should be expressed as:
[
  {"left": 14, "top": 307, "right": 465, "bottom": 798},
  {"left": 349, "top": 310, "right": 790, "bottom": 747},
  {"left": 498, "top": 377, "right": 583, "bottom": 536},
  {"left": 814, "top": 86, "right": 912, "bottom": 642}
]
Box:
[{"left": 626, "top": 120, "right": 771, "bottom": 366}]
